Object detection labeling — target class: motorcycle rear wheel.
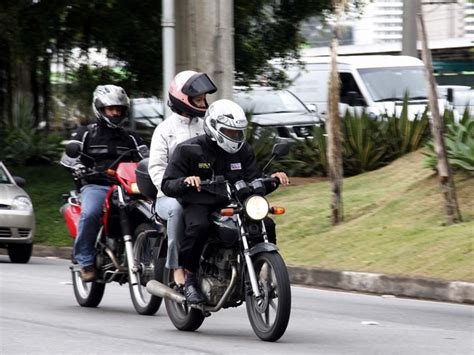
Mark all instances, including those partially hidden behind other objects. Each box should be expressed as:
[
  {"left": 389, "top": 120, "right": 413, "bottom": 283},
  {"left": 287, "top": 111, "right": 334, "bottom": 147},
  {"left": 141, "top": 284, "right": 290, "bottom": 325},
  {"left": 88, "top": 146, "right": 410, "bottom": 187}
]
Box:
[
  {"left": 129, "top": 223, "right": 165, "bottom": 315},
  {"left": 245, "top": 252, "right": 291, "bottom": 342},
  {"left": 71, "top": 269, "right": 105, "bottom": 307},
  {"left": 164, "top": 267, "right": 205, "bottom": 331}
]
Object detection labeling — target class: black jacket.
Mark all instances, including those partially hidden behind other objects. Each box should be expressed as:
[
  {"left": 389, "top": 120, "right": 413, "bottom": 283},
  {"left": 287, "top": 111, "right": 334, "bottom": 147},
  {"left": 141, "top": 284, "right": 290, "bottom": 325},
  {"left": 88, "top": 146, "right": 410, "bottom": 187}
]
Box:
[
  {"left": 61, "top": 122, "right": 149, "bottom": 186},
  {"left": 161, "top": 135, "right": 274, "bottom": 206}
]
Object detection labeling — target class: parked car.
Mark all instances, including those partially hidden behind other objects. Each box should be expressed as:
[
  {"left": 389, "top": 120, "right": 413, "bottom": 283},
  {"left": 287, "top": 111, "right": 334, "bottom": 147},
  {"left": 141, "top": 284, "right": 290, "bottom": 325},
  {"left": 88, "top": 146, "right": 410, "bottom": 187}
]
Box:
[
  {"left": 233, "top": 86, "right": 322, "bottom": 141},
  {"left": 438, "top": 85, "right": 473, "bottom": 116},
  {"left": 129, "top": 97, "right": 164, "bottom": 129},
  {"left": 0, "top": 162, "right": 35, "bottom": 263}
]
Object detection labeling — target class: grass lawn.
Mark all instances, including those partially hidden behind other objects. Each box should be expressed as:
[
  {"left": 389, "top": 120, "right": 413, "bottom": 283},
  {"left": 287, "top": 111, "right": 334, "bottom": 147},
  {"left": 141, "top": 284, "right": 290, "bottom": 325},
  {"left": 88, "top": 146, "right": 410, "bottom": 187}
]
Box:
[
  {"left": 9, "top": 150, "right": 474, "bottom": 282},
  {"left": 269, "top": 150, "right": 474, "bottom": 282},
  {"left": 9, "top": 164, "right": 75, "bottom": 247}
]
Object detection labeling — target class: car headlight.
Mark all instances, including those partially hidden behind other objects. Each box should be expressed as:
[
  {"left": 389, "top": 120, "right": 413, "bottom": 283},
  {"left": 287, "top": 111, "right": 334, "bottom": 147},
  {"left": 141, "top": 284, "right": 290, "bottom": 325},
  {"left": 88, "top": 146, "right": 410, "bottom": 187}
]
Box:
[
  {"left": 245, "top": 195, "right": 269, "bottom": 221},
  {"left": 12, "top": 196, "right": 33, "bottom": 211}
]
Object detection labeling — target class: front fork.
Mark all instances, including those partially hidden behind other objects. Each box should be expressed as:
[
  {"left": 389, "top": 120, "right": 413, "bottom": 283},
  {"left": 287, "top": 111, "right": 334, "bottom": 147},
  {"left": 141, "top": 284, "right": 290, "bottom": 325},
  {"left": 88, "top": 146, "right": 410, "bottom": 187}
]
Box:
[
  {"left": 238, "top": 215, "right": 267, "bottom": 304},
  {"left": 116, "top": 187, "right": 139, "bottom": 287}
]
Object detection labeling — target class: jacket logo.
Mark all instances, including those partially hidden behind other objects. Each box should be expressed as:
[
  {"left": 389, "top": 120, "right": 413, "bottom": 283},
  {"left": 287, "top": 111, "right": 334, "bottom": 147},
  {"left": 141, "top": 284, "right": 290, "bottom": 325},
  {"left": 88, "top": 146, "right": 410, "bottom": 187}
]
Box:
[
  {"left": 230, "top": 163, "right": 242, "bottom": 170},
  {"left": 198, "top": 163, "right": 211, "bottom": 169}
]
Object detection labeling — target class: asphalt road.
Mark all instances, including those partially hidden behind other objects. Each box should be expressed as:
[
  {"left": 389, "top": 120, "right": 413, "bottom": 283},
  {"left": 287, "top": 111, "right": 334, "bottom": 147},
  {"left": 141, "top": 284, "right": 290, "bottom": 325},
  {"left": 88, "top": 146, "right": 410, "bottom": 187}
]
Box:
[{"left": 1, "top": 256, "right": 473, "bottom": 354}]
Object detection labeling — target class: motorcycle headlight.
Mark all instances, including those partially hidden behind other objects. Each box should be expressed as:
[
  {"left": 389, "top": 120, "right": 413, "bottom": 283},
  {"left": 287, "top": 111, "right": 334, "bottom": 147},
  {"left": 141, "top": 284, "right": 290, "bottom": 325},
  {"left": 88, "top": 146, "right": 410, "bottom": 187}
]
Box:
[
  {"left": 12, "top": 196, "right": 33, "bottom": 211},
  {"left": 245, "top": 195, "right": 269, "bottom": 221}
]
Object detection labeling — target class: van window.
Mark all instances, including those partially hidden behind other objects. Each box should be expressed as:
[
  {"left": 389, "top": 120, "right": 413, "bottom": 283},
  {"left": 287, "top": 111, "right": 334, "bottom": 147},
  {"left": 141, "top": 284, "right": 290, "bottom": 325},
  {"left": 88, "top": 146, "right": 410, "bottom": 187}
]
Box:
[
  {"left": 339, "top": 73, "right": 366, "bottom": 106},
  {"left": 358, "top": 66, "right": 427, "bottom": 102}
]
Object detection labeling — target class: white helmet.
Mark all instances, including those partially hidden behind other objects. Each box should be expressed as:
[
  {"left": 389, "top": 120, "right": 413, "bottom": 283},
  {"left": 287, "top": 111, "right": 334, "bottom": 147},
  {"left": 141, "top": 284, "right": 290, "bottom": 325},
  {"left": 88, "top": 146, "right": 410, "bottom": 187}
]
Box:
[
  {"left": 204, "top": 99, "right": 248, "bottom": 154},
  {"left": 92, "top": 85, "right": 130, "bottom": 128}
]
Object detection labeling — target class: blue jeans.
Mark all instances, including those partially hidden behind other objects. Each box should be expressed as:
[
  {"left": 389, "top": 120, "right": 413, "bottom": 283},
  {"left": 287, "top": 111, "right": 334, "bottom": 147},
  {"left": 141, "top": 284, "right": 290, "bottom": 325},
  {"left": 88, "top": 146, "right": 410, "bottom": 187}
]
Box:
[
  {"left": 155, "top": 196, "right": 184, "bottom": 269},
  {"left": 74, "top": 184, "right": 109, "bottom": 268}
]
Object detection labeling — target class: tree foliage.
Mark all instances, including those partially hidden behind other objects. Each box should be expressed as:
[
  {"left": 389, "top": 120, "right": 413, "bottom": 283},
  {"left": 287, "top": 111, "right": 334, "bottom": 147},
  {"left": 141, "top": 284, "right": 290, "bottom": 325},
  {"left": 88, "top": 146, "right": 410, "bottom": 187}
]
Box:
[{"left": 0, "top": 1, "right": 365, "bottom": 129}]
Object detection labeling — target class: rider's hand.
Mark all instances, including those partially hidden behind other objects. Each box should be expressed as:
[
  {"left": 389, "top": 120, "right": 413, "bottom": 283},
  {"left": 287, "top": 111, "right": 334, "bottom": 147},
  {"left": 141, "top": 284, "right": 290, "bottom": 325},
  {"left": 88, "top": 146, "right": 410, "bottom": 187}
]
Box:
[
  {"left": 71, "top": 164, "right": 89, "bottom": 179},
  {"left": 271, "top": 172, "right": 290, "bottom": 186},
  {"left": 184, "top": 176, "right": 202, "bottom": 192}
]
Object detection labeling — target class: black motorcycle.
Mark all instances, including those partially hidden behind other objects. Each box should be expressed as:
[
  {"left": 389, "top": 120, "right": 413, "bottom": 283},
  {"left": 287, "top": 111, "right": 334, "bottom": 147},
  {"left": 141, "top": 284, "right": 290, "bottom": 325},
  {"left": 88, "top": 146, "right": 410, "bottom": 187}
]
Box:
[{"left": 144, "top": 142, "right": 292, "bottom": 342}]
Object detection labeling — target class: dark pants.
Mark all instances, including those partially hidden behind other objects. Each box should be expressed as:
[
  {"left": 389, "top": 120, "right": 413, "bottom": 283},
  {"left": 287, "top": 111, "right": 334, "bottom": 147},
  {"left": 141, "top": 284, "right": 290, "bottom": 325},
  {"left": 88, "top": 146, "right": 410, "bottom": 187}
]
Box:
[{"left": 180, "top": 204, "right": 277, "bottom": 272}]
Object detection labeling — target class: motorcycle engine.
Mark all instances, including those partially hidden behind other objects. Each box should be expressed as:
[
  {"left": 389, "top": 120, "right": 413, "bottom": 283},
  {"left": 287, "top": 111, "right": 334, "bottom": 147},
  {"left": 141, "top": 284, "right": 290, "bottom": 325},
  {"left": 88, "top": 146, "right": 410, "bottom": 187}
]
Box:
[{"left": 200, "top": 248, "right": 236, "bottom": 306}]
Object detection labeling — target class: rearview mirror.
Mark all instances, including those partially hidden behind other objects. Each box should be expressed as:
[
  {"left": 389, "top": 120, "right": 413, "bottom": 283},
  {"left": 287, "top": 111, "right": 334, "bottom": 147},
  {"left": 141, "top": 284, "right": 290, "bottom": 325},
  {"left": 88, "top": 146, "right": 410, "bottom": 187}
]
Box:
[
  {"left": 13, "top": 176, "right": 26, "bottom": 187},
  {"left": 271, "top": 142, "right": 290, "bottom": 159},
  {"left": 65, "top": 142, "right": 81, "bottom": 158}
]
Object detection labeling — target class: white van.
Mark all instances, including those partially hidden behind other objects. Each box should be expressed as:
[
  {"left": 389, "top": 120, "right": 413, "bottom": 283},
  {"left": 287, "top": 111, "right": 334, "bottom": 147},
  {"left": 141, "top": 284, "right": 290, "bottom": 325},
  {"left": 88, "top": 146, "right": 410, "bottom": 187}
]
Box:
[{"left": 286, "top": 55, "right": 447, "bottom": 120}]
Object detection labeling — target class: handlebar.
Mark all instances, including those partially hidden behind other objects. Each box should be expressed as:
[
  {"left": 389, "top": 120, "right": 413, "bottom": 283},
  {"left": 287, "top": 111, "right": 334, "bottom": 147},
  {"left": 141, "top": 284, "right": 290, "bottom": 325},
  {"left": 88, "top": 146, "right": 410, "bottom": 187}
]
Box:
[{"left": 198, "top": 176, "right": 279, "bottom": 188}]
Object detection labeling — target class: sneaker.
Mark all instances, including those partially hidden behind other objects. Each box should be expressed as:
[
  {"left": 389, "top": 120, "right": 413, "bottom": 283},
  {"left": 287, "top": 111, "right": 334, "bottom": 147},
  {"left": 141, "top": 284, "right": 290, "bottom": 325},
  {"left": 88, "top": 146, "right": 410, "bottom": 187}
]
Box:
[{"left": 80, "top": 265, "right": 96, "bottom": 282}]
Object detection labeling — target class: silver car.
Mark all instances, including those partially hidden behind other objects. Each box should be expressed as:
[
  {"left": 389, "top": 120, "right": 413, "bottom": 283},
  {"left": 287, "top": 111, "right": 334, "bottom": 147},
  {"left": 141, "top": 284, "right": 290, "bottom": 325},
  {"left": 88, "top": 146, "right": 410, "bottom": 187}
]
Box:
[{"left": 0, "top": 162, "right": 35, "bottom": 263}]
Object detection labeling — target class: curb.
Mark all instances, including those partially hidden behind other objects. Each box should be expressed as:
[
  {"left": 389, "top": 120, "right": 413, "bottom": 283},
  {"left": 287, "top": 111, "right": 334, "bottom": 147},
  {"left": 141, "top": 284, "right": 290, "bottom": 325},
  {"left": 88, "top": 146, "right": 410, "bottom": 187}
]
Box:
[
  {"left": 287, "top": 265, "right": 474, "bottom": 304},
  {"left": 12, "top": 245, "right": 474, "bottom": 305}
]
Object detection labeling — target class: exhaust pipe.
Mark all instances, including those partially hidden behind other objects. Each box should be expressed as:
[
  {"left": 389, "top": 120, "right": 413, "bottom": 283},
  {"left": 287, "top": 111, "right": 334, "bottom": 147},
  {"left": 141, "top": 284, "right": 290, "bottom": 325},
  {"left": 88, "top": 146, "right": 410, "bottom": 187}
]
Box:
[{"left": 146, "top": 280, "right": 186, "bottom": 304}]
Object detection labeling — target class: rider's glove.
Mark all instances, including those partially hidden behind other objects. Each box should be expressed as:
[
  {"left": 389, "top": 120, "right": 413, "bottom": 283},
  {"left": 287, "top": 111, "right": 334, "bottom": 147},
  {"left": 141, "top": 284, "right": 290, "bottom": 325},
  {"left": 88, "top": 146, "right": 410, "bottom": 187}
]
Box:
[{"left": 71, "top": 164, "right": 89, "bottom": 179}]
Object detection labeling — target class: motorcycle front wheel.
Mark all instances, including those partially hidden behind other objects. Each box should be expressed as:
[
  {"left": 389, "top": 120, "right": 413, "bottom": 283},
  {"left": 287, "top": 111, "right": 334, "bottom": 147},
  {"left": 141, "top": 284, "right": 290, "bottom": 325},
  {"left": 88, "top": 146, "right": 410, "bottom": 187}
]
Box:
[
  {"left": 245, "top": 252, "right": 291, "bottom": 342},
  {"left": 129, "top": 223, "right": 165, "bottom": 315},
  {"left": 164, "top": 267, "right": 205, "bottom": 331},
  {"left": 71, "top": 269, "right": 105, "bottom": 307}
]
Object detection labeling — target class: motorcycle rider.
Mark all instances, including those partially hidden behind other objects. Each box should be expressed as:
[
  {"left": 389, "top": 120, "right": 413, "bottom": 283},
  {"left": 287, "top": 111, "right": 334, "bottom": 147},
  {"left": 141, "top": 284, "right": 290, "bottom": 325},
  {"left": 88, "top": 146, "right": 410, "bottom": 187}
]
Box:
[
  {"left": 161, "top": 99, "right": 289, "bottom": 304},
  {"left": 148, "top": 70, "right": 217, "bottom": 288},
  {"left": 61, "top": 85, "right": 149, "bottom": 282}
]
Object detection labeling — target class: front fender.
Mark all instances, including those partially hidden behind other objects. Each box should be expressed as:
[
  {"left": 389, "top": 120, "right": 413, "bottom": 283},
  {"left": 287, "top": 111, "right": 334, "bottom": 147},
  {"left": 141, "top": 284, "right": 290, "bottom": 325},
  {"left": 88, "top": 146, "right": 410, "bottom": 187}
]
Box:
[{"left": 248, "top": 242, "right": 279, "bottom": 257}]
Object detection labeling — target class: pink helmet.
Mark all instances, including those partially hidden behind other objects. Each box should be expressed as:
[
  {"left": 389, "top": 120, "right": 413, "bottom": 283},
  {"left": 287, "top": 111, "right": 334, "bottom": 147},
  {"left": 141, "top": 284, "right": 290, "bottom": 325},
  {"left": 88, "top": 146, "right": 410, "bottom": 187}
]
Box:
[{"left": 168, "top": 70, "right": 217, "bottom": 117}]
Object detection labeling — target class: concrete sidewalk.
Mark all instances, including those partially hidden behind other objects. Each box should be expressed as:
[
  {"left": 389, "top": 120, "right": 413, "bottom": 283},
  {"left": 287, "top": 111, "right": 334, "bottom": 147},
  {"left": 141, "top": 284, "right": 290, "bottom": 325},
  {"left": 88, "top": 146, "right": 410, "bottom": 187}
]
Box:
[{"left": 20, "top": 245, "right": 474, "bottom": 304}]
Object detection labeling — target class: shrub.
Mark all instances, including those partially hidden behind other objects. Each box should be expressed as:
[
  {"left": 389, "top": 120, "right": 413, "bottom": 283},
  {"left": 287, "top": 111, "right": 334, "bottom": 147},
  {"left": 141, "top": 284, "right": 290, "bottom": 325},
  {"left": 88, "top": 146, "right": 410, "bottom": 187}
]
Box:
[
  {"left": 0, "top": 97, "right": 63, "bottom": 165},
  {"left": 423, "top": 109, "right": 474, "bottom": 173}
]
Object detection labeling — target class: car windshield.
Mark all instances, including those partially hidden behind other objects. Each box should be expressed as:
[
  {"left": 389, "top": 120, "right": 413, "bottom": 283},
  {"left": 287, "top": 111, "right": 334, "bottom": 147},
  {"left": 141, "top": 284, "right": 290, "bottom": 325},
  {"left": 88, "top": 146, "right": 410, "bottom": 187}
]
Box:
[
  {"left": 0, "top": 166, "right": 12, "bottom": 184},
  {"left": 234, "top": 90, "right": 307, "bottom": 115},
  {"left": 358, "top": 66, "right": 428, "bottom": 102}
]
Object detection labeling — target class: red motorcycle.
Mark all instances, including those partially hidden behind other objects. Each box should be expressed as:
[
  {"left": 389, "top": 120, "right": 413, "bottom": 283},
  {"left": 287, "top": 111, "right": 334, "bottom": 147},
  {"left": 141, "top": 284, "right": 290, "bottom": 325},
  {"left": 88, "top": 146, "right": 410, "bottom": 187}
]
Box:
[{"left": 61, "top": 143, "right": 165, "bottom": 315}]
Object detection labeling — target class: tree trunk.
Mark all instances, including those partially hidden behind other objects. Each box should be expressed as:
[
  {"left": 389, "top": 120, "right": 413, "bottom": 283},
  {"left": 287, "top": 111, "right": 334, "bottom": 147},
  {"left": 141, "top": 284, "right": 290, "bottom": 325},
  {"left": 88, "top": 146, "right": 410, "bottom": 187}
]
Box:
[
  {"left": 416, "top": 2, "right": 462, "bottom": 225},
  {"left": 42, "top": 54, "right": 51, "bottom": 131},
  {"left": 327, "top": 34, "right": 344, "bottom": 225},
  {"left": 31, "top": 57, "right": 40, "bottom": 128}
]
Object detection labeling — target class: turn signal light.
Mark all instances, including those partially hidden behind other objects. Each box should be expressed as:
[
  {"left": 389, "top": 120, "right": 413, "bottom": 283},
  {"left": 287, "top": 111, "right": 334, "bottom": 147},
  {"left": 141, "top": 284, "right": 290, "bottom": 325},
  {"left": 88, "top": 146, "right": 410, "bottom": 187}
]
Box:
[
  {"left": 107, "top": 169, "right": 116, "bottom": 176},
  {"left": 220, "top": 208, "right": 235, "bottom": 216},
  {"left": 270, "top": 206, "right": 285, "bottom": 215}
]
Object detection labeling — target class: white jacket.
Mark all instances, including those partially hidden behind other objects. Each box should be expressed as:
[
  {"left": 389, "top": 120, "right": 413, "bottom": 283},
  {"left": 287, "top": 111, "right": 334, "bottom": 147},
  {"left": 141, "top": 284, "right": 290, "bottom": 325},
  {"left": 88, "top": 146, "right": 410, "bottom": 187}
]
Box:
[{"left": 148, "top": 113, "right": 204, "bottom": 197}]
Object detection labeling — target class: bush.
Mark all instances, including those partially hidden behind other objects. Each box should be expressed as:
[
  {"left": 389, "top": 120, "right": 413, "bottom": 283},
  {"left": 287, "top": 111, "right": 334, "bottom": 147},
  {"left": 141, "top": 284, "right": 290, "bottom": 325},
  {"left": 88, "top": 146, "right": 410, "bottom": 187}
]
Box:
[
  {"left": 423, "top": 108, "right": 474, "bottom": 173},
  {"left": 0, "top": 97, "right": 63, "bottom": 165}
]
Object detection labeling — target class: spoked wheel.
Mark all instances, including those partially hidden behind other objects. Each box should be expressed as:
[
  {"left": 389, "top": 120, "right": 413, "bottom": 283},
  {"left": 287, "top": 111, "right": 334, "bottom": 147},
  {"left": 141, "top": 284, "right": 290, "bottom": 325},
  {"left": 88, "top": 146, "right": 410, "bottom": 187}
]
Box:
[
  {"left": 129, "top": 223, "right": 165, "bottom": 315},
  {"left": 245, "top": 252, "right": 291, "bottom": 342},
  {"left": 71, "top": 268, "right": 105, "bottom": 307},
  {"left": 164, "top": 267, "right": 205, "bottom": 331}
]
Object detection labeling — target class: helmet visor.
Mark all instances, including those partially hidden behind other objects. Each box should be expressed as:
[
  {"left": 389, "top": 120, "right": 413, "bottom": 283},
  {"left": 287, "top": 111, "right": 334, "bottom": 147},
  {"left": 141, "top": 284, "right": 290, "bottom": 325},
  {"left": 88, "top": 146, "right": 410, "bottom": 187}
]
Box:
[
  {"left": 219, "top": 127, "right": 245, "bottom": 142},
  {"left": 182, "top": 73, "right": 217, "bottom": 97}
]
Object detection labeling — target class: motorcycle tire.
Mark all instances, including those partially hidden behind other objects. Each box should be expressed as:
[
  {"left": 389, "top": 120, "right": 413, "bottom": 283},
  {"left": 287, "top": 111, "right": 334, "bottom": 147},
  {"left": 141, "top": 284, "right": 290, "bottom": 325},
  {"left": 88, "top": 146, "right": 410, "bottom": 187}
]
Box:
[
  {"left": 71, "top": 269, "right": 105, "bottom": 307},
  {"left": 164, "top": 267, "right": 205, "bottom": 331},
  {"left": 245, "top": 251, "right": 291, "bottom": 342},
  {"left": 129, "top": 222, "right": 165, "bottom": 316}
]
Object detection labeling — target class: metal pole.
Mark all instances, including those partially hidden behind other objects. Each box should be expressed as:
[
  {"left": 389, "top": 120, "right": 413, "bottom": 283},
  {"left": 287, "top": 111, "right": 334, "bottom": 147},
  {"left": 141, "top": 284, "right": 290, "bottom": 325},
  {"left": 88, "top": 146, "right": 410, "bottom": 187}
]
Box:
[
  {"left": 162, "top": 0, "right": 175, "bottom": 119},
  {"left": 402, "top": 0, "right": 417, "bottom": 57}
]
